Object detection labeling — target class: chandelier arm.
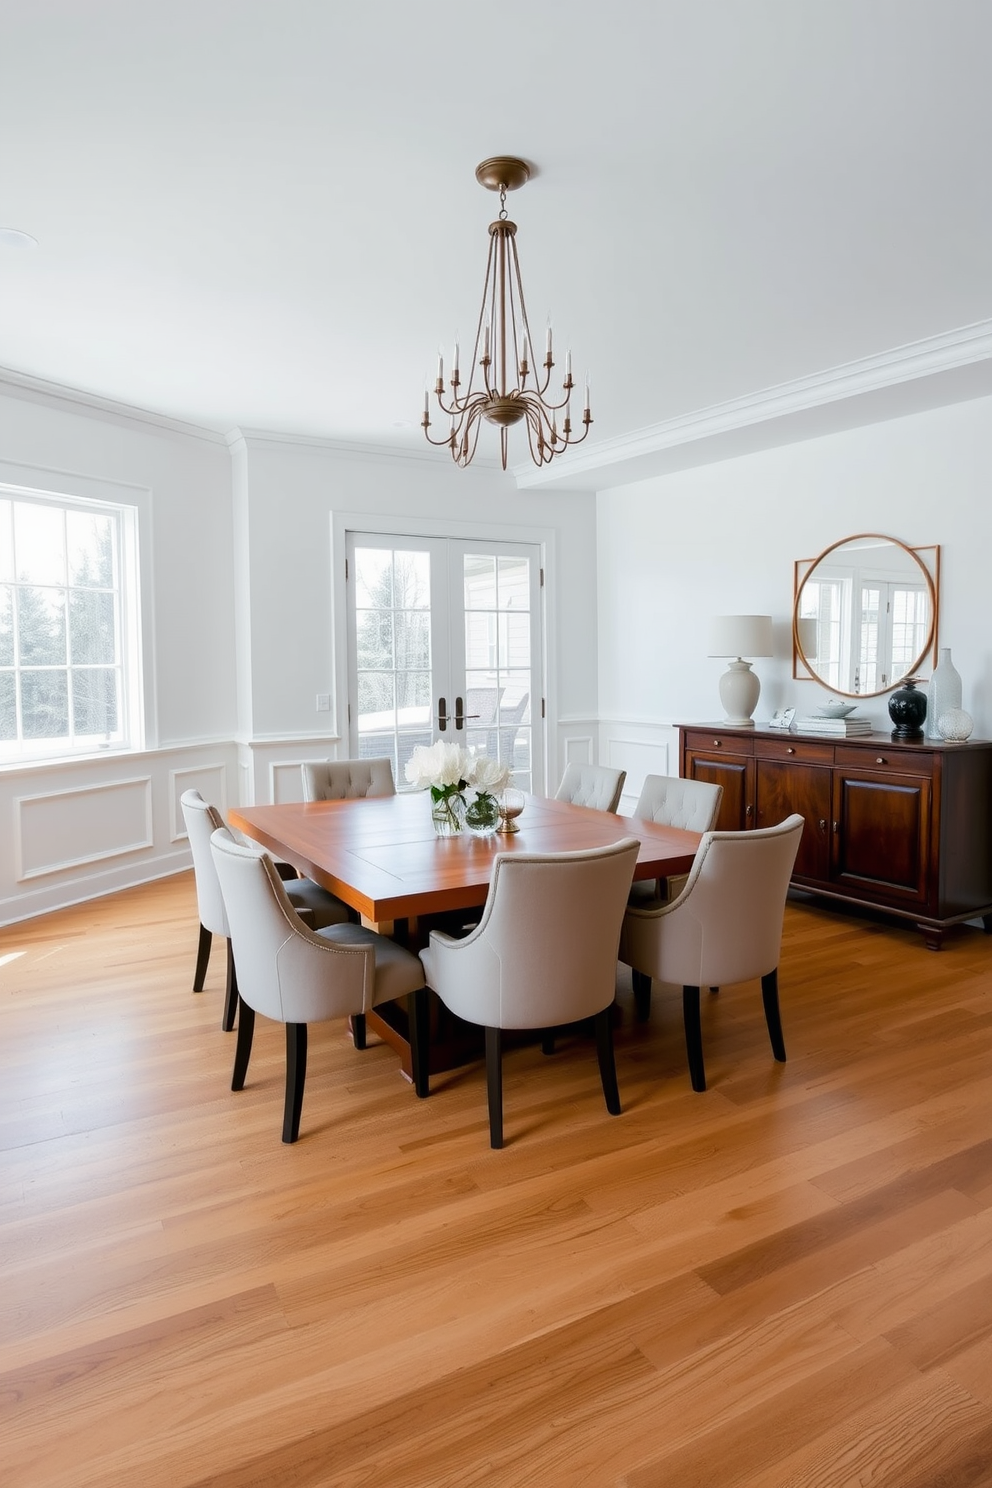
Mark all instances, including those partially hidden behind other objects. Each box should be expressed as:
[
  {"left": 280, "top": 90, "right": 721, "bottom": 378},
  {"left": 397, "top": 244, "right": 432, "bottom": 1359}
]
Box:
[{"left": 506, "top": 234, "right": 549, "bottom": 398}]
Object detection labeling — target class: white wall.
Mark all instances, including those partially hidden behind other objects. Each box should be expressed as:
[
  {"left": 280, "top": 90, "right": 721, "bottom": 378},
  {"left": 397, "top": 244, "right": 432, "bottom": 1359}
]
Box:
[
  {"left": 596, "top": 395, "right": 992, "bottom": 808},
  {"left": 232, "top": 434, "right": 600, "bottom": 803},
  {"left": 0, "top": 383, "right": 238, "bottom": 923}
]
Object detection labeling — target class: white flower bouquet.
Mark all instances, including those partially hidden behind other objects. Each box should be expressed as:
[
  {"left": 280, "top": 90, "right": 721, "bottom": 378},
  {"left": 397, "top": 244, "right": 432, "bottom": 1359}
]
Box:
[{"left": 405, "top": 741, "right": 511, "bottom": 835}]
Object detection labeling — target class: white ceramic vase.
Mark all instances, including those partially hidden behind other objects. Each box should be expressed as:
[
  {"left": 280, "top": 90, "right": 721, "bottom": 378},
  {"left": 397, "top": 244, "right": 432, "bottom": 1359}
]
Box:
[{"left": 927, "top": 648, "right": 962, "bottom": 739}]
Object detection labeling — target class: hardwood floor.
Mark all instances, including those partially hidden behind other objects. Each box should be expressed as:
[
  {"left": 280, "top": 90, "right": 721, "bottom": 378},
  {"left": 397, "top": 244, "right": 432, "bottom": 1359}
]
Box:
[{"left": 2, "top": 872, "right": 991, "bottom": 1487}]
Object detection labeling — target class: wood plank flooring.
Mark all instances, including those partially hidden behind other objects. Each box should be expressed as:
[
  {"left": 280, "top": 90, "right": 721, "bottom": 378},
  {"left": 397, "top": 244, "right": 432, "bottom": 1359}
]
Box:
[{"left": 1, "top": 872, "right": 991, "bottom": 1487}]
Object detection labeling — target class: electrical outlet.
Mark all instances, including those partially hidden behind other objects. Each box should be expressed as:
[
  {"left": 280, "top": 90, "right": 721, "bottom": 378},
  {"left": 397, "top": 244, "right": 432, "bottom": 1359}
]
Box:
[{"left": 315, "top": 693, "right": 330, "bottom": 712}]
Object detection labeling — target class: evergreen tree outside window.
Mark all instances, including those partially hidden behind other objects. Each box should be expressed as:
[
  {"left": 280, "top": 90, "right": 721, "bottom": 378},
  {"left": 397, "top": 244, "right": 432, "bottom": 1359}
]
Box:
[{"left": 0, "top": 488, "right": 140, "bottom": 760}]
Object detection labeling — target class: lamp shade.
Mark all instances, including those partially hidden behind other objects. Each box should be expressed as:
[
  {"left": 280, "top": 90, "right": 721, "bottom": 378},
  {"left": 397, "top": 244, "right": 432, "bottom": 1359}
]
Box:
[{"left": 708, "top": 615, "right": 774, "bottom": 659}]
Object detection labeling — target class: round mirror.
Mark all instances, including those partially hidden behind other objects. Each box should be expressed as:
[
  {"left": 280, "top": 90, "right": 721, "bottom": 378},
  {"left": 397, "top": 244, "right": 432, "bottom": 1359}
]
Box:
[{"left": 794, "top": 534, "right": 937, "bottom": 698}]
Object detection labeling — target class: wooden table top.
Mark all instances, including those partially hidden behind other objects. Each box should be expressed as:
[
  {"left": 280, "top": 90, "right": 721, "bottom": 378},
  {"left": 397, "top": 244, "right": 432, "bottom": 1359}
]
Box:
[{"left": 229, "top": 792, "right": 701, "bottom": 927}]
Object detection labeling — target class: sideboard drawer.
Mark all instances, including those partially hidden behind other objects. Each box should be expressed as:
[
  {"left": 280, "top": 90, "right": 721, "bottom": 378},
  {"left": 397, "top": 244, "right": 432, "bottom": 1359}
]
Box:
[
  {"left": 683, "top": 730, "right": 754, "bottom": 755},
  {"left": 835, "top": 746, "right": 932, "bottom": 776},
  {"left": 756, "top": 737, "right": 834, "bottom": 765}
]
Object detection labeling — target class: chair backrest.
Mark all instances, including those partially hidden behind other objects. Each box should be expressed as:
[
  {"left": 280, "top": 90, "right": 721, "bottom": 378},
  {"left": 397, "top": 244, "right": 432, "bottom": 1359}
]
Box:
[
  {"left": 634, "top": 775, "right": 724, "bottom": 833},
  {"left": 487, "top": 691, "right": 529, "bottom": 767},
  {"left": 554, "top": 761, "right": 627, "bottom": 813},
  {"left": 301, "top": 757, "right": 396, "bottom": 802},
  {"left": 424, "top": 838, "right": 640, "bottom": 1029},
  {"left": 209, "top": 827, "right": 375, "bottom": 1022},
  {"left": 650, "top": 815, "right": 804, "bottom": 987},
  {"left": 180, "top": 788, "right": 229, "bottom": 936}
]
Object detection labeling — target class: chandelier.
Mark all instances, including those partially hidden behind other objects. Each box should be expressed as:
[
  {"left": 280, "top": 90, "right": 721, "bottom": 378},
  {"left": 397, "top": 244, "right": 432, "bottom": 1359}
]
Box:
[{"left": 422, "top": 157, "right": 592, "bottom": 470}]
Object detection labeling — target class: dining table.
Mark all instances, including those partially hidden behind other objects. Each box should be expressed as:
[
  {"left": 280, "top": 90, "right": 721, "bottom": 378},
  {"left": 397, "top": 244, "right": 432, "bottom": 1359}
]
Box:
[{"left": 229, "top": 791, "right": 702, "bottom": 1080}]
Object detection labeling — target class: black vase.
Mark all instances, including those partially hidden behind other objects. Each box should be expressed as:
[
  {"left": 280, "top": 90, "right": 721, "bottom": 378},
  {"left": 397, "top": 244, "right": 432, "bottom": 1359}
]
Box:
[{"left": 888, "top": 678, "right": 927, "bottom": 740}]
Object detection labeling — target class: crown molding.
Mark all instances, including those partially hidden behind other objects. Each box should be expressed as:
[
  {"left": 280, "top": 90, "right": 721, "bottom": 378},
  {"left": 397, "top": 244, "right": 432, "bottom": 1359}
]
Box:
[
  {"left": 0, "top": 365, "right": 230, "bottom": 445},
  {"left": 514, "top": 318, "right": 992, "bottom": 489},
  {"left": 228, "top": 425, "right": 502, "bottom": 470}
]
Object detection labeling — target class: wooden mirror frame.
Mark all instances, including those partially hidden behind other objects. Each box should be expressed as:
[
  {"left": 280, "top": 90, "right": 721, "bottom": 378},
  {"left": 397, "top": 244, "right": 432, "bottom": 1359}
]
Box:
[{"left": 793, "top": 534, "right": 940, "bottom": 697}]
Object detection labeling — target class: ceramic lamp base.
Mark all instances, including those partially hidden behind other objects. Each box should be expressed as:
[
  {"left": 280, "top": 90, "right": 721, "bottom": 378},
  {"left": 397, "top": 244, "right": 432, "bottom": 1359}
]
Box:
[{"left": 718, "top": 658, "right": 760, "bottom": 727}]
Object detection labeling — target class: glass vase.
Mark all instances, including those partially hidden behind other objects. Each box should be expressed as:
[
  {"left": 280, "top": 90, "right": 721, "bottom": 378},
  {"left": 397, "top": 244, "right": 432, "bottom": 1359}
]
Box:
[
  {"left": 464, "top": 789, "right": 500, "bottom": 837},
  {"left": 430, "top": 790, "right": 465, "bottom": 836},
  {"left": 927, "top": 648, "right": 963, "bottom": 739}
]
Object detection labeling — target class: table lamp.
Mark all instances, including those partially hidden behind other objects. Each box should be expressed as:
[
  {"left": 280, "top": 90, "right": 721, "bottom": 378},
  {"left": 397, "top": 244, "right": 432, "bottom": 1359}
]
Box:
[{"left": 708, "top": 614, "right": 774, "bottom": 726}]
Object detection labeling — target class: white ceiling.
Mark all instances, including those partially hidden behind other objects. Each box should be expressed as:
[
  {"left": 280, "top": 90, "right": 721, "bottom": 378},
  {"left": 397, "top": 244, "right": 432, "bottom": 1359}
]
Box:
[{"left": 2, "top": 0, "right": 991, "bottom": 489}]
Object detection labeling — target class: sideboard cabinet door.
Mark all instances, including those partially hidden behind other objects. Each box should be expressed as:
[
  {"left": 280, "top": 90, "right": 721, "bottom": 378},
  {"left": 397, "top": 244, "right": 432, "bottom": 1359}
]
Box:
[
  {"left": 831, "top": 766, "right": 932, "bottom": 906},
  {"left": 682, "top": 730, "right": 753, "bottom": 831},
  {"left": 755, "top": 758, "right": 831, "bottom": 881}
]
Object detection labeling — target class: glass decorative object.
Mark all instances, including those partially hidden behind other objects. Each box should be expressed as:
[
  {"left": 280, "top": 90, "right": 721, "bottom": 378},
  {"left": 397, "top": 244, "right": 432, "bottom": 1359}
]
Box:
[
  {"left": 464, "top": 789, "right": 500, "bottom": 837},
  {"left": 937, "top": 707, "right": 974, "bottom": 743},
  {"left": 430, "top": 787, "right": 466, "bottom": 836},
  {"left": 888, "top": 678, "right": 927, "bottom": 741},
  {"left": 498, "top": 787, "right": 525, "bottom": 833},
  {"left": 927, "top": 648, "right": 963, "bottom": 739}
]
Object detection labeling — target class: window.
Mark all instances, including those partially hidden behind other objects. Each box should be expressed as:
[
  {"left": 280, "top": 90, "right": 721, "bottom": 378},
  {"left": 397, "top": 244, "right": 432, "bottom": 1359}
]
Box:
[{"left": 0, "top": 487, "right": 142, "bottom": 761}]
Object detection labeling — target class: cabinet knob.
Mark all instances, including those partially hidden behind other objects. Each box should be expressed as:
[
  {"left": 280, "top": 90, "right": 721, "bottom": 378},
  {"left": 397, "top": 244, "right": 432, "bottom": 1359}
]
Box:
[
  {"left": 745, "top": 803, "right": 753, "bottom": 817},
  {"left": 712, "top": 739, "right": 722, "bottom": 747},
  {"left": 786, "top": 746, "right": 795, "bottom": 754},
  {"left": 819, "top": 818, "right": 827, "bottom": 831},
  {"left": 833, "top": 821, "right": 839, "bottom": 833},
  {"left": 876, "top": 756, "right": 886, "bottom": 765}
]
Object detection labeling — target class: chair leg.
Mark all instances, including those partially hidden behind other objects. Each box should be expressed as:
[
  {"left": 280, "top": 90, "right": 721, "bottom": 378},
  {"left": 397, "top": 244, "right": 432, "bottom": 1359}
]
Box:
[
  {"left": 594, "top": 1007, "right": 622, "bottom": 1116},
  {"left": 221, "top": 939, "right": 239, "bottom": 1032},
  {"left": 352, "top": 1013, "right": 367, "bottom": 1050},
  {"left": 682, "top": 985, "right": 706, "bottom": 1092},
  {"left": 283, "top": 1023, "right": 308, "bottom": 1144},
  {"left": 632, "top": 968, "right": 652, "bottom": 1022},
  {"left": 193, "top": 923, "right": 211, "bottom": 993},
  {"left": 485, "top": 1026, "right": 503, "bottom": 1149},
  {"left": 761, "top": 968, "right": 787, "bottom": 1063},
  {"left": 409, "top": 987, "right": 430, "bottom": 1098},
  {"left": 231, "top": 1001, "right": 255, "bottom": 1091}
]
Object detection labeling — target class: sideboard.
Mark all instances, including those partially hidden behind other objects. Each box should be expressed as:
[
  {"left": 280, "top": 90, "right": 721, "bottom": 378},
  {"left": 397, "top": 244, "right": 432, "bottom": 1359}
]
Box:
[{"left": 678, "top": 723, "right": 992, "bottom": 949}]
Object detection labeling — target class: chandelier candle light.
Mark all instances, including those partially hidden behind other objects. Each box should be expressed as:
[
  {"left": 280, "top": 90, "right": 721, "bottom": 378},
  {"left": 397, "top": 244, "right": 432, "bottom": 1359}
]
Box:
[{"left": 422, "top": 157, "right": 592, "bottom": 470}]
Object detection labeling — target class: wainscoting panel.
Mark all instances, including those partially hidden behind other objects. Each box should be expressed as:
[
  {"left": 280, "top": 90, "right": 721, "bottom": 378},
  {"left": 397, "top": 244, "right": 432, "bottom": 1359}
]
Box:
[
  {"left": 16, "top": 776, "right": 153, "bottom": 881},
  {"left": 170, "top": 763, "right": 228, "bottom": 840},
  {"left": 599, "top": 721, "right": 680, "bottom": 811},
  {"left": 271, "top": 760, "right": 307, "bottom": 803}
]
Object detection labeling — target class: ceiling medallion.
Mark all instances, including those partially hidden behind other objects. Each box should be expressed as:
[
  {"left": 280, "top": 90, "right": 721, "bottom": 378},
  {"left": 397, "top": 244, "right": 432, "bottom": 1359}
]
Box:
[{"left": 422, "top": 156, "right": 592, "bottom": 470}]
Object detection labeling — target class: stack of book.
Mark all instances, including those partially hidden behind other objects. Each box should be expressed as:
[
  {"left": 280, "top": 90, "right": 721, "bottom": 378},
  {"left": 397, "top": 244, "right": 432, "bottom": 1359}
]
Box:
[{"left": 794, "top": 716, "right": 873, "bottom": 737}]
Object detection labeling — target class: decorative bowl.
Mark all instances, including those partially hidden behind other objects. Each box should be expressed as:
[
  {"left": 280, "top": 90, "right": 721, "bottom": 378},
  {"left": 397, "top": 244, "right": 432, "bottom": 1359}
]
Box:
[{"left": 816, "top": 701, "right": 857, "bottom": 718}]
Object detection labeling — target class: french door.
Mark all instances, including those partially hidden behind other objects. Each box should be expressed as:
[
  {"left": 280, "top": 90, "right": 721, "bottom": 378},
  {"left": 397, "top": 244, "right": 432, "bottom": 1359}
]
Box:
[{"left": 345, "top": 532, "right": 544, "bottom": 793}]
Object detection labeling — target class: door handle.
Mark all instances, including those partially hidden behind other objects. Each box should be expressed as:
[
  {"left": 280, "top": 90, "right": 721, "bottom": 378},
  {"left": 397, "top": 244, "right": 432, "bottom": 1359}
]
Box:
[
  {"left": 453, "top": 696, "right": 481, "bottom": 730},
  {"left": 437, "top": 697, "right": 448, "bottom": 731}
]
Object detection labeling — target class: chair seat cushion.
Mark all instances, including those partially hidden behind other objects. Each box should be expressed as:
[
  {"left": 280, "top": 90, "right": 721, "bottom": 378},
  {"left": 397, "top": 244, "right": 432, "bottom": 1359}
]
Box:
[
  {"left": 316, "top": 922, "right": 425, "bottom": 1002},
  {"left": 284, "top": 877, "right": 351, "bottom": 929}
]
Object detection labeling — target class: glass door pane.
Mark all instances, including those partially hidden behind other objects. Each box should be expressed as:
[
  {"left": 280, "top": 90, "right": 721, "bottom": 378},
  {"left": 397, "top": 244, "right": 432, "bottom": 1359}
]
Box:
[
  {"left": 453, "top": 543, "right": 541, "bottom": 794},
  {"left": 348, "top": 536, "right": 449, "bottom": 786}
]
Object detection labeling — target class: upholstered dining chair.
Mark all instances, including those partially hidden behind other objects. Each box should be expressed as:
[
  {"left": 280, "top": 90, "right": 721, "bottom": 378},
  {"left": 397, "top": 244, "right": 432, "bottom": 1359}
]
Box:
[
  {"left": 301, "top": 756, "right": 396, "bottom": 802},
  {"left": 416, "top": 837, "right": 641, "bottom": 1148},
  {"left": 210, "top": 828, "right": 425, "bottom": 1142},
  {"left": 180, "top": 789, "right": 351, "bottom": 1031},
  {"left": 554, "top": 761, "right": 627, "bottom": 813},
  {"left": 618, "top": 814, "right": 804, "bottom": 1091},
  {"left": 629, "top": 775, "right": 724, "bottom": 906}
]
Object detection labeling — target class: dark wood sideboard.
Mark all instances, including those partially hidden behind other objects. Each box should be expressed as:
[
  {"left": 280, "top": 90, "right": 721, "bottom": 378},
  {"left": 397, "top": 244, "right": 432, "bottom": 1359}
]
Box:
[{"left": 679, "top": 723, "right": 992, "bottom": 949}]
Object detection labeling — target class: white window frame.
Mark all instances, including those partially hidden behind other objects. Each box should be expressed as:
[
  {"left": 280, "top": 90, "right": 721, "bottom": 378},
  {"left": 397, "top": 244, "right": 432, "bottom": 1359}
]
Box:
[{"left": 0, "top": 466, "right": 152, "bottom": 765}]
